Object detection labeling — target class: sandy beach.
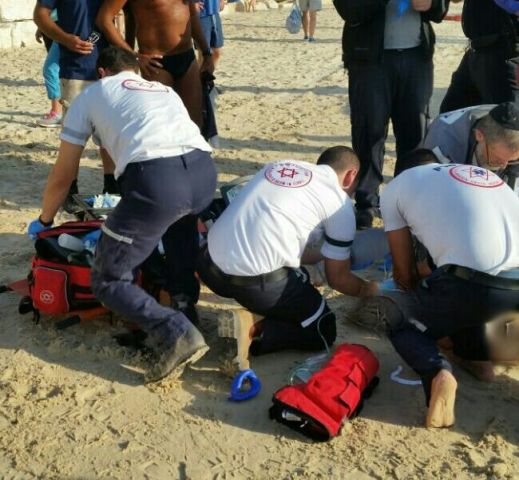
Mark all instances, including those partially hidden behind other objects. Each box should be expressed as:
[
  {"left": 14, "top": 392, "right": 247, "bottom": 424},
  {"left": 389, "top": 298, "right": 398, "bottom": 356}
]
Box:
[{"left": 0, "top": 4, "right": 518, "bottom": 479}]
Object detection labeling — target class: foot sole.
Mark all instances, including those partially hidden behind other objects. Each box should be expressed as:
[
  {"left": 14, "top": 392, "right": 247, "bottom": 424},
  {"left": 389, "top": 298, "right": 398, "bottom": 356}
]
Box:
[{"left": 426, "top": 370, "right": 457, "bottom": 428}]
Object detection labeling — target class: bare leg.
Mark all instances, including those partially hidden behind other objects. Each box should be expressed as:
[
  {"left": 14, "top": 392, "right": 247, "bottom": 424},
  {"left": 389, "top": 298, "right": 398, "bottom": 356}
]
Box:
[
  {"left": 426, "top": 369, "right": 457, "bottom": 428},
  {"left": 212, "top": 47, "right": 222, "bottom": 68},
  {"left": 51, "top": 98, "right": 62, "bottom": 115},
  {"left": 309, "top": 11, "right": 317, "bottom": 38},
  {"left": 302, "top": 11, "right": 309, "bottom": 38},
  {"left": 174, "top": 60, "right": 204, "bottom": 128},
  {"left": 197, "top": 48, "right": 222, "bottom": 69}
]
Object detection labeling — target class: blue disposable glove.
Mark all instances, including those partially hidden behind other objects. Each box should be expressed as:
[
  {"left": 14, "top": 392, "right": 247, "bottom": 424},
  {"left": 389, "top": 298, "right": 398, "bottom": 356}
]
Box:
[
  {"left": 398, "top": 0, "right": 411, "bottom": 16},
  {"left": 494, "top": 0, "right": 519, "bottom": 14},
  {"left": 28, "top": 218, "right": 52, "bottom": 241}
]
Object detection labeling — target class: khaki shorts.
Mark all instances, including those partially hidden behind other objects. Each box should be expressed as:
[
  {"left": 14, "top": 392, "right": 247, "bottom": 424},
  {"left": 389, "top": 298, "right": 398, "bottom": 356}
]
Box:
[
  {"left": 60, "top": 79, "right": 95, "bottom": 113},
  {"left": 298, "top": 0, "right": 322, "bottom": 11}
]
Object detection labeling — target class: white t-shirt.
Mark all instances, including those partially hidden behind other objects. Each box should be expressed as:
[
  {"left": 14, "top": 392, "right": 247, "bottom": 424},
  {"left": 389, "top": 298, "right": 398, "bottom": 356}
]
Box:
[
  {"left": 208, "top": 160, "right": 356, "bottom": 276},
  {"left": 380, "top": 163, "right": 519, "bottom": 275},
  {"left": 60, "top": 71, "right": 211, "bottom": 179}
]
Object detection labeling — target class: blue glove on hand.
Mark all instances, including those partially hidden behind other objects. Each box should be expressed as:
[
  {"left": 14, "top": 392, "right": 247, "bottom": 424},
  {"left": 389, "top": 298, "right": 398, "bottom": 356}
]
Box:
[
  {"left": 494, "top": 0, "right": 519, "bottom": 14},
  {"left": 28, "top": 218, "right": 52, "bottom": 241}
]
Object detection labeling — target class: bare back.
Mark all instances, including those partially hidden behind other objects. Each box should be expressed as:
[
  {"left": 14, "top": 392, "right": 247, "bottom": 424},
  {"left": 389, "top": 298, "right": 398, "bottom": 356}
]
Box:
[{"left": 129, "top": 0, "right": 193, "bottom": 55}]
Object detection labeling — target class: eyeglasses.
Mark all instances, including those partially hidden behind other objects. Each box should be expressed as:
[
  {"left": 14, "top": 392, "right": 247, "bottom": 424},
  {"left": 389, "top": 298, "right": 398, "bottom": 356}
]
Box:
[{"left": 485, "top": 142, "right": 519, "bottom": 168}]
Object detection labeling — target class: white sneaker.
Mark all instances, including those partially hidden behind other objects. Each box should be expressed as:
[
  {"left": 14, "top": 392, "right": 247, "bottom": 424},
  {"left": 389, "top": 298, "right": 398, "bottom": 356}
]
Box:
[{"left": 38, "top": 110, "right": 62, "bottom": 128}]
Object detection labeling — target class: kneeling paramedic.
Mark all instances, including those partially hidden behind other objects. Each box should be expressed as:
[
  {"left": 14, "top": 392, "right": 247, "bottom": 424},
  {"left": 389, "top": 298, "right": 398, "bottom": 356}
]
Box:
[
  {"left": 197, "top": 146, "right": 379, "bottom": 367},
  {"left": 377, "top": 154, "right": 519, "bottom": 428},
  {"left": 29, "top": 46, "right": 217, "bottom": 383}
]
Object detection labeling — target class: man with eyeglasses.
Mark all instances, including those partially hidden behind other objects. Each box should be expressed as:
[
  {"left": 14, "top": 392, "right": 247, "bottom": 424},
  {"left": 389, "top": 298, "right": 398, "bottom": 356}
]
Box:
[{"left": 421, "top": 102, "right": 519, "bottom": 192}]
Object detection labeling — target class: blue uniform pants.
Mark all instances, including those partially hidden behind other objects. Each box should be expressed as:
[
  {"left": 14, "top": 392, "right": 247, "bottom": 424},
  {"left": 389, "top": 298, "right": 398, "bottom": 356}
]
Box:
[
  {"left": 383, "top": 269, "right": 519, "bottom": 400},
  {"left": 91, "top": 151, "right": 216, "bottom": 346}
]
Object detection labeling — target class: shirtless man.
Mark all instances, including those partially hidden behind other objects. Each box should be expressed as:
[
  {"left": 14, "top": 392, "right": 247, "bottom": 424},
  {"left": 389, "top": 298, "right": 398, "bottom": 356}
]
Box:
[{"left": 96, "top": 0, "right": 215, "bottom": 128}]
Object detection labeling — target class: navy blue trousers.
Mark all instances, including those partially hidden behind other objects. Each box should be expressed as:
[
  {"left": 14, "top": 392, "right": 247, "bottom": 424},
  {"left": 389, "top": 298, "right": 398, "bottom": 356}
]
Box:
[
  {"left": 440, "top": 41, "right": 519, "bottom": 114},
  {"left": 384, "top": 270, "right": 519, "bottom": 398},
  {"left": 197, "top": 250, "right": 336, "bottom": 354},
  {"left": 348, "top": 47, "right": 433, "bottom": 210},
  {"left": 91, "top": 151, "right": 216, "bottom": 346}
]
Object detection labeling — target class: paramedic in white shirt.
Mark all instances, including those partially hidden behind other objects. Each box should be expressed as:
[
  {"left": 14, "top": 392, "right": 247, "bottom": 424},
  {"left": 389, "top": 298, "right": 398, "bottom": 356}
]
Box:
[
  {"left": 197, "top": 146, "right": 379, "bottom": 367},
  {"left": 377, "top": 154, "right": 519, "bottom": 429},
  {"left": 28, "top": 47, "right": 217, "bottom": 383}
]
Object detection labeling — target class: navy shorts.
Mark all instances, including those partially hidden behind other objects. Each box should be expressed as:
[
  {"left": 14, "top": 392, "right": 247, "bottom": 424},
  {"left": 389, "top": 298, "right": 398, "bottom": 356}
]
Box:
[{"left": 200, "top": 14, "right": 224, "bottom": 49}]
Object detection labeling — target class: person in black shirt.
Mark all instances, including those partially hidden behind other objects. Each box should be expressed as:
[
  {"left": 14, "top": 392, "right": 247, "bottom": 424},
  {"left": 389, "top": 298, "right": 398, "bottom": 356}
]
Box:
[{"left": 440, "top": 0, "right": 519, "bottom": 113}]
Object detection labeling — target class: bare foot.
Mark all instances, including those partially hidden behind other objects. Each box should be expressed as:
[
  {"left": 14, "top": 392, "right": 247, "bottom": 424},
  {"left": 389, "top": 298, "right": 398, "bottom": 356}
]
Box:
[{"left": 426, "top": 370, "right": 457, "bottom": 428}]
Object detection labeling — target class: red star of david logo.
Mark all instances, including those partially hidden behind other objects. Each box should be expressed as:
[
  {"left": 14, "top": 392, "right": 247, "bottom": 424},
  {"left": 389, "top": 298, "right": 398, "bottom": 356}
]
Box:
[{"left": 277, "top": 167, "right": 297, "bottom": 178}]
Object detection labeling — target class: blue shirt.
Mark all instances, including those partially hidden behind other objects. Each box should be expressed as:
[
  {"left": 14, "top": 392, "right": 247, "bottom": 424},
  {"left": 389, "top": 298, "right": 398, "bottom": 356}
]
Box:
[
  {"left": 38, "top": 0, "right": 107, "bottom": 81},
  {"left": 200, "top": 0, "right": 220, "bottom": 18}
]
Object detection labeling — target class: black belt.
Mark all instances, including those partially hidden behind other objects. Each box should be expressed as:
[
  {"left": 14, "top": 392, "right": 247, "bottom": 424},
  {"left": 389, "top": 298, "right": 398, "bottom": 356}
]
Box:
[
  {"left": 440, "top": 264, "right": 519, "bottom": 290},
  {"left": 204, "top": 250, "right": 289, "bottom": 287}
]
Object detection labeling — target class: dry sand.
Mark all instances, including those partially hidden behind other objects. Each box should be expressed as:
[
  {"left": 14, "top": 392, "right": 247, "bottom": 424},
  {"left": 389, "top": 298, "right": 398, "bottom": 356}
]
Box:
[{"left": 0, "top": 5, "right": 519, "bottom": 479}]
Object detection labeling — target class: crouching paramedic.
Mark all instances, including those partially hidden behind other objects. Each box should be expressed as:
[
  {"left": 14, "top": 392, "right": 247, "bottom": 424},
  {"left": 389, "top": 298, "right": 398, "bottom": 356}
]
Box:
[
  {"left": 197, "top": 146, "right": 379, "bottom": 368},
  {"left": 376, "top": 155, "right": 519, "bottom": 428},
  {"left": 29, "top": 46, "right": 217, "bottom": 383}
]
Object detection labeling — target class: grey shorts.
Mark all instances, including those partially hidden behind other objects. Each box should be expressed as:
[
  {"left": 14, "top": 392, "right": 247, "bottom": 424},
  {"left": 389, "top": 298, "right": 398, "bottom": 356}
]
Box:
[
  {"left": 60, "top": 79, "right": 95, "bottom": 113},
  {"left": 298, "top": 0, "right": 322, "bottom": 12}
]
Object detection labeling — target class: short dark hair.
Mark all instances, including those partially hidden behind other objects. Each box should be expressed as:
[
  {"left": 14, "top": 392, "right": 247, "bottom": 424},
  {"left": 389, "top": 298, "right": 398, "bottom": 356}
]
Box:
[
  {"left": 96, "top": 46, "right": 139, "bottom": 75},
  {"left": 317, "top": 146, "right": 360, "bottom": 173},
  {"left": 394, "top": 148, "right": 439, "bottom": 176}
]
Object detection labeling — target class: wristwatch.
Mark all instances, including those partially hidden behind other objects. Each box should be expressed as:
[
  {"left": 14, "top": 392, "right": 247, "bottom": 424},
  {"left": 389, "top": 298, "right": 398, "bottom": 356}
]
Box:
[{"left": 202, "top": 48, "right": 213, "bottom": 57}]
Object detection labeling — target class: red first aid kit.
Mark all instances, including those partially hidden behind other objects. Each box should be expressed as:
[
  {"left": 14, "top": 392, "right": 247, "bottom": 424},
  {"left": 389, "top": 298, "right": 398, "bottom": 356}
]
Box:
[
  {"left": 269, "top": 343, "right": 380, "bottom": 441},
  {"left": 26, "top": 221, "right": 103, "bottom": 320}
]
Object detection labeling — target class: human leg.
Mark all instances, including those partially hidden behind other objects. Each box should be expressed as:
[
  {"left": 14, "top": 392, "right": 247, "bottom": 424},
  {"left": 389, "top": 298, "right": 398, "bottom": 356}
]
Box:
[
  {"left": 471, "top": 43, "right": 519, "bottom": 105},
  {"left": 392, "top": 48, "right": 432, "bottom": 174},
  {"left": 211, "top": 14, "right": 224, "bottom": 66},
  {"left": 161, "top": 50, "right": 204, "bottom": 128},
  {"left": 301, "top": 11, "right": 309, "bottom": 38},
  {"left": 309, "top": 11, "right": 317, "bottom": 39},
  {"left": 439, "top": 50, "right": 478, "bottom": 113},
  {"left": 348, "top": 63, "right": 391, "bottom": 219},
  {"left": 199, "top": 252, "right": 335, "bottom": 355},
  {"left": 383, "top": 271, "right": 518, "bottom": 425},
  {"left": 236, "top": 269, "right": 336, "bottom": 355},
  {"left": 92, "top": 157, "right": 214, "bottom": 381},
  {"left": 39, "top": 42, "right": 62, "bottom": 127}
]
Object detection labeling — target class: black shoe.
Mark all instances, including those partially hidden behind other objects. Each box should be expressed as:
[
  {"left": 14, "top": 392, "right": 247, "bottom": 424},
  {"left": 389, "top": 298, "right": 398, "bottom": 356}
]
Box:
[
  {"left": 355, "top": 207, "right": 381, "bottom": 230},
  {"left": 144, "top": 324, "right": 209, "bottom": 383}
]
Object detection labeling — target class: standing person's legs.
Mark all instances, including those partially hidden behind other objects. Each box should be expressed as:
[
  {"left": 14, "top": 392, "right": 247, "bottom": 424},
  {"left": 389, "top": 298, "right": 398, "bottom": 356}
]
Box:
[
  {"left": 40, "top": 42, "right": 62, "bottom": 126},
  {"left": 301, "top": 11, "right": 310, "bottom": 39},
  {"left": 392, "top": 48, "right": 433, "bottom": 174},
  {"left": 198, "top": 15, "right": 224, "bottom": 67},
  {"left": 308, "top": 11, "right": 317, "bottom": 40},
  {"left": 174, "top": 57, "right": 204, "bottom": 129},
  {"left": 299, "top": 0, "right": 310, "bottom": 39},
  {"left": 348, "top": 62, "right": 391, "bottom": 226},
  {"left": 470, "top": 43, "right": 519, "bottom": 105},
  {"left": 439, "top": 50, "right": 478, "bottom": 114},
  {"left": 210, "top": 13, "right": 224, "bottom": 65},
  {"left": 307, "top": 0, "right": 321, "bottom": 41}
]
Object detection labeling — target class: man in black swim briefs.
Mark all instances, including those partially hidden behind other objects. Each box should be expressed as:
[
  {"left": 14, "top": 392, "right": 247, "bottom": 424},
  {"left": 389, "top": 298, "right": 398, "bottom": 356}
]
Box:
[{"left": 97, "top": 0, "right": 215, "bottom": 129}]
